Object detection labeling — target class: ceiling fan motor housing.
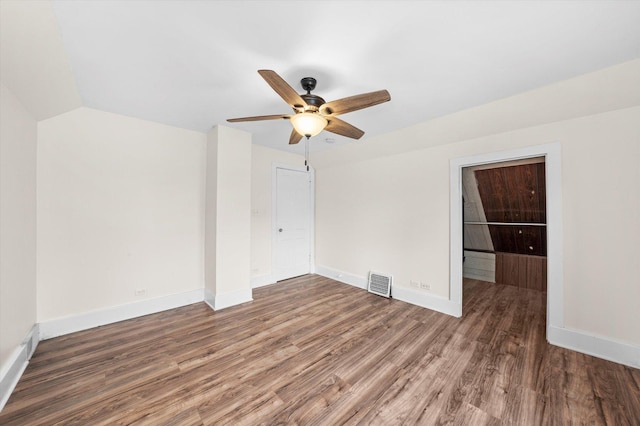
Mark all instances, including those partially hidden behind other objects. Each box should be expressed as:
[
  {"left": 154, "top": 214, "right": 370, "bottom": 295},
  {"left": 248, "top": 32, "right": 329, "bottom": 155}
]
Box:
[
  {"left": 301, "top": 93, "right": 325, "bottom": 110},
  {"left": 301, "top": 77, "right": 317, "bottom": 92},
  {"left": 300, "top": 77, "right": 325, "bottom": 111}
]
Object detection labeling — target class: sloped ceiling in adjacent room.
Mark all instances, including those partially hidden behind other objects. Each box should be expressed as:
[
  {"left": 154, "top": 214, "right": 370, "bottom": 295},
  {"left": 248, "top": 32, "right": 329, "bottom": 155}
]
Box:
[{"left": 1, "top": 1, "right": 639, "bottom": 154}]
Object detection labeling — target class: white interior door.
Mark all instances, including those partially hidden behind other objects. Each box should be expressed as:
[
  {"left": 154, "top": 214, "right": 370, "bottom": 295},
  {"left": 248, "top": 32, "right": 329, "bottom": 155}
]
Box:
[{"left": 273, "top": 166, "right": 312, "bottom": 281}]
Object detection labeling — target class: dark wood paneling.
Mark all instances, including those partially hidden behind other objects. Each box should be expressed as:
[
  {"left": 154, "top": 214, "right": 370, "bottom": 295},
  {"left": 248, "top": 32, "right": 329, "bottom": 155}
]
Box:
[
  {"left": 475, "top": 163, "right": 546, "bottom": 256},
  {"left": 490, "top": 225, "right": 546, "bottom": 256},
  {"left": 495, "top": 252, "right": 547, "bottom": 292},
  {"left": 516, "top": 162, "right": 546, "bottom": 223},
  {"left": 537, "top": 162, "right": 546, "bottom": 223},
  {"left": 522, "top": 226, "right": 546, "bottom": 256},
  {"left": 518, "top": 255, "right": 528, "bottom": 289},
  {"left": 495, "top": 252, "right": 504, "bottom": 284},
  {"left": 503, "top": 163, "right": 523, "bottom": 222},
  {"left": 477, "top": 168, "right": 512, "bottom": 222},
  {"left": 506, "top": 253, "right": 520, "bottom": 286},
  {"left": 526, "top": 256, "right": 546, "bottom": 292}
]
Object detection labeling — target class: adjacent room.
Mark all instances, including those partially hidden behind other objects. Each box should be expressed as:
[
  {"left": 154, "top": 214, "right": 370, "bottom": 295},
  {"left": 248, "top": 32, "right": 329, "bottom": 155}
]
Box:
[{"left": 1, "top": 1, "right": 639, "bottom": 424}]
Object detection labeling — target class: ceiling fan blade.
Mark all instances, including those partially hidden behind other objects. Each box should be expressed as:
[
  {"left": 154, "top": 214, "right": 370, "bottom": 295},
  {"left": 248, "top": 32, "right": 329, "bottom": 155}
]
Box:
[
  {"left": 227, "top": 114, "right": 290, "bottom": 123},
  {"left": 289, "top": 128, "right": 303, "bottom": 145},
  {"left": 325, "top": 117, "right": 365, "bottom": 139},
  {"left": 320, "top": 90, "right": 390, "bottom": 116},
  {"left": 258, "top": 70, "right": 307, "bottom": 110}
]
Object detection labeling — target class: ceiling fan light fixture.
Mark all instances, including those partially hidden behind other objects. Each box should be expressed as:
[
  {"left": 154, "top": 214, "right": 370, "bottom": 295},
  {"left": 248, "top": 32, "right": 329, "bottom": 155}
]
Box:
[
  {"left": 227, "top": 70, "right": 390, "bottom": 144},
  {"left": 290, "top": 112, "right": 327, "bottom": 138}
]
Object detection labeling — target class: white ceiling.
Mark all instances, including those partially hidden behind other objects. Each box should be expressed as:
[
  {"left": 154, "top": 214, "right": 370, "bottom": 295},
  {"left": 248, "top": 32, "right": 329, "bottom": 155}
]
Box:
[{"left": 5, "top": 1, "right": 640, "bottom": 154}]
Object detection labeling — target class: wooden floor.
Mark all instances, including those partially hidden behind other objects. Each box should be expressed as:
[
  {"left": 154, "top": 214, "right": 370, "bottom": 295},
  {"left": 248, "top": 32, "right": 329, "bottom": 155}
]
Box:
[{"left": 1, "top": 275, "right": 639, "bottom": 425}]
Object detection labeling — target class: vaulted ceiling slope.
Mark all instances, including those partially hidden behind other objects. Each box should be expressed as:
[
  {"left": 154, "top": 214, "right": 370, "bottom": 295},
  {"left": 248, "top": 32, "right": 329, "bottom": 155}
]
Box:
[
  {"left": 0, "top": 0, "right": 81, "bottom": 120},
  {"left": 2, "top": 1, "right": 639, "bottom": 153}
]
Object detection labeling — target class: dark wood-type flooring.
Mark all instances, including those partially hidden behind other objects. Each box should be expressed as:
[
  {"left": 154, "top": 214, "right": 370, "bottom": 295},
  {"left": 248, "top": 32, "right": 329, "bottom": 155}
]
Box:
[{"left": 1, "top": 275, "right": 639, "bottom": 425}]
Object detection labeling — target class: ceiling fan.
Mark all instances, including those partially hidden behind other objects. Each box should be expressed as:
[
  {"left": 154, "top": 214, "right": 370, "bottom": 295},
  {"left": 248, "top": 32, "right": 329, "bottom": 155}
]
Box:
[{"left": 227, "top": 70, "right": 391, "bottom": 145}]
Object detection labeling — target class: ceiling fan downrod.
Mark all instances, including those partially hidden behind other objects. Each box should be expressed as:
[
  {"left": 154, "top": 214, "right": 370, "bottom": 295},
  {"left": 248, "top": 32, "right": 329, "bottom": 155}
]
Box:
[
  {"left": 305, "top": 136, "right": 310, "bottom": 172},
  {"left": 299, "top": 77, "right": 326, "bottom": 111},
  {"left": 300, "top": 77, "right": 316, "bottom": 94}
]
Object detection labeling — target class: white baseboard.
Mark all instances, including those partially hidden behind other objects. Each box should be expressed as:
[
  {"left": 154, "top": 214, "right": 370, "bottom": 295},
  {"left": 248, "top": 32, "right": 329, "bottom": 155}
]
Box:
[
  {"left": 204, "top": 288, "right": 215, "bottom": 311},
  {"left": 204, "top": 288, "right": 253, "bottom": 311},
  {"left": 316, "top": 265, "right": 460, "bottom": 317},
  {"left": 315, "top": 265, "right": 367, "bottom": 290},
  {"left": 391, "top": 285, "right": 461, "bottom": 317},
  {"left": 0, "top": 348, "right": 27, "bottom": 413},
  {"left": 548, "top": 325, "right": 640, "bottom": 369},
  {"left": 39, "top": 290, "right": 204, "bottom": 340},
  {"left": 251, "top": 274, "right": 276, "bottom": 288},
  {"left": 0, "top": 324, "right": 39, "bottom": 412},
  {"left": 24, "top": 324, "right": 39, "bottom": 360}
]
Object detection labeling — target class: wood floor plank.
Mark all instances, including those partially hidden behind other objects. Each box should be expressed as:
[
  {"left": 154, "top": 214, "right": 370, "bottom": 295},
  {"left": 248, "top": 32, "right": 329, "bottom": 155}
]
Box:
[
  {"left": 269, "top": 373, "right": 351, "bottom": 424},
  {"left": 354, "top": 352, "right": 446, "bottom": 424},
  {"left": 1, "top": 275, "right": 638, "bottom": 425},
  {"left": 501, "top": 385, "right": 549, "bottom": 425},
  {"left": 614, "top": 367, "right": 640, "bottom": 421},
  {"left": 130, "top": 406, "right": 204, "bottom": 426}
]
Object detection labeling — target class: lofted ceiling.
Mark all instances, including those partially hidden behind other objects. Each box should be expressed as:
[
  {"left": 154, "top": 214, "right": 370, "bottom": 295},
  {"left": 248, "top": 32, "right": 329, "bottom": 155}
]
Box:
[{"left": 2, "top": 1, "right": 640, "bottom": 155}]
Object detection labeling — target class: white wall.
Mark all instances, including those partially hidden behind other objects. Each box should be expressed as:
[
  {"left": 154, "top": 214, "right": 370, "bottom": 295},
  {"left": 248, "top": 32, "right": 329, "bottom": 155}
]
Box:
[
  {"left": 204, "top": 126, "right": 252, "bottom": 309},
  {"left": 37, "top": 107, "right": 206, "bottom": 322},
  {"left": 250, "top": 144, "right": 305, "bottom": 285},
  {"left": 316, "top": 146, "right": 452, "bottom": 293},
  {"left": 315, "top": 59, "right": 640, "bottom": 350},
  {"left": 560, "top": 109, "right": 639, "bottom": 345},
  {"left": 0, "top": 83, "right": 37, "bottom": 374},
  {"left": 214, "top": 127, "right": 251, "bottom": 296}
]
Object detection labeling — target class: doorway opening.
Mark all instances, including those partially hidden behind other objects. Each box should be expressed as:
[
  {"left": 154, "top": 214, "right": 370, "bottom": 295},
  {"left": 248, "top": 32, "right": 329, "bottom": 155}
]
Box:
[
  {"left": 463, "top": 157, "right": 547, "bottom": 286},
  {"left": 450, "top": 143, "right": 563, "bottom": 338},
  {"left": 462, "top": 157, "right": 547, "bottom": 319}
]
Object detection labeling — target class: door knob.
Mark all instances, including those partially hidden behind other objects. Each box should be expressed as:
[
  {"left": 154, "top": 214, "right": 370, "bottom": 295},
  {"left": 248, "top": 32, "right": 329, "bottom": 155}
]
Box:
[{"left": 278, "top": 228, "right": 283, "bottom": 232}]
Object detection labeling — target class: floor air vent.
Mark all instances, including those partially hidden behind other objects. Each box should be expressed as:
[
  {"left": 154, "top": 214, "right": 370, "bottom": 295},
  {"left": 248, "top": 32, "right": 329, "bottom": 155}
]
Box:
[{"left": 368, "top": 272, "right": 392, "bottom": 298}]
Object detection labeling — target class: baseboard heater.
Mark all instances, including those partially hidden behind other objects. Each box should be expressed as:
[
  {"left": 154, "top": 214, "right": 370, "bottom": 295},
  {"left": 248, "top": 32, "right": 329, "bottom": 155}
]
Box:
[{"left": 368, "top": 271, "right": 392, "bottom": 298}]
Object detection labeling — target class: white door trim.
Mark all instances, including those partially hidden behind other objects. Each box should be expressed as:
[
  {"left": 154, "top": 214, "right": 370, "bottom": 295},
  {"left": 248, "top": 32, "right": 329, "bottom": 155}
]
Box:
[
  {"left": 450, "top": 143, "right": 563, "bottom": 336},
  {"left": 271, "top": 163, "right": 315, "bottom": 281}
]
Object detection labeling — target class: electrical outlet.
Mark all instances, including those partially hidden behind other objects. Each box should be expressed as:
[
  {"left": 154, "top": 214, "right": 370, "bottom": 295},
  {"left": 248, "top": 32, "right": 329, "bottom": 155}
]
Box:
[
  {"left": 134, "top": 288, "right": 146, "bottom": 297},
  {"left": 420, "top": 282, "right": 430, "bottom": 290},
  {"left": 410, "top": 280, "right": 420, "bottom": 288}
]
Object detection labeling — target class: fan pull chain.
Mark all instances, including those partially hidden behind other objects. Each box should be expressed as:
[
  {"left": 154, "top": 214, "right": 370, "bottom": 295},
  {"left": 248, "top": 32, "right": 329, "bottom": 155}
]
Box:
[{"left": 305, "top": 136, "right": 310, "bottom": 172}]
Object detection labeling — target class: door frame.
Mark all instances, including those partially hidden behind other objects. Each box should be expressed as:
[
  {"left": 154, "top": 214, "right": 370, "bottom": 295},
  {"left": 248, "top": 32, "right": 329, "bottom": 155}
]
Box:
[
  {"left": 449, "top": 143, "right": 563, "bottom": 337},
  {"left": 271, "top": 163, "right": 315, "bottom": 281}
]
